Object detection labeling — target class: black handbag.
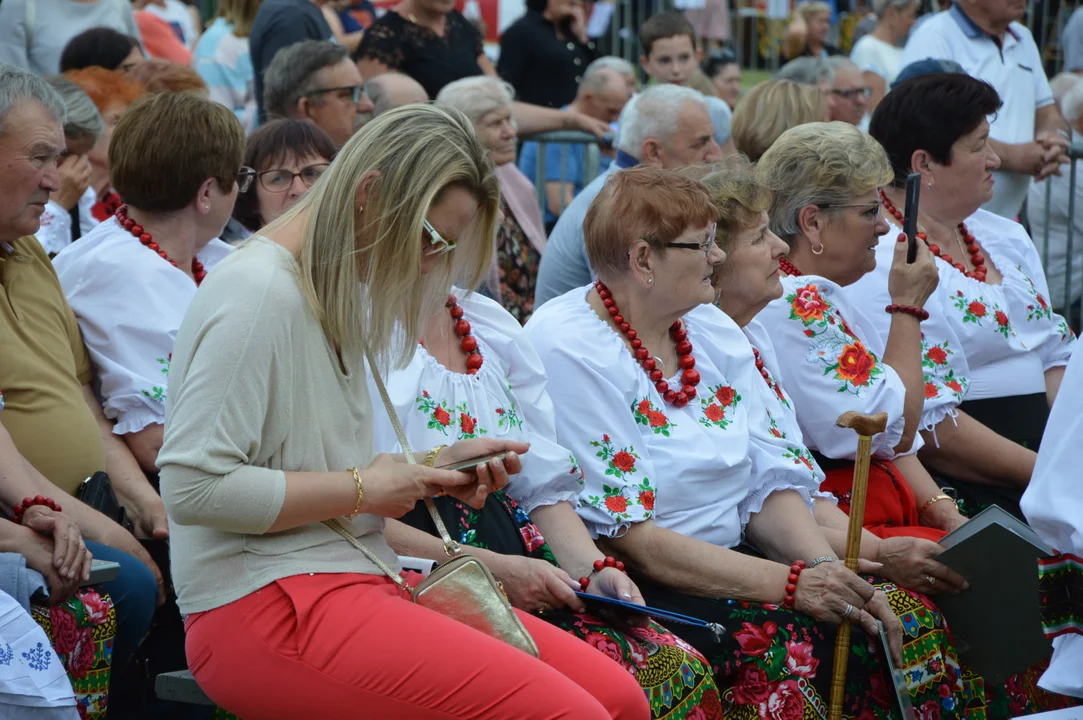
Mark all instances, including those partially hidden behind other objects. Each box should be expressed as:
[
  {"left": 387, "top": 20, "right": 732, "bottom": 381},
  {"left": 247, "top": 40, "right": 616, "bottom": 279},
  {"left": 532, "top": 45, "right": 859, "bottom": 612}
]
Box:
[{"left": 75, "top": 471, "right": 134, "bottom": 533}]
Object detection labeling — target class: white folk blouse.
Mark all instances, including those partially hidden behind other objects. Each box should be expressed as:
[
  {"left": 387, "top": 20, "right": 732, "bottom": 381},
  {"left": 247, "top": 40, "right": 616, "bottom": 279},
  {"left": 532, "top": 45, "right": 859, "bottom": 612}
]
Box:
[
  {"left": 757, "top": 274, "right": 926, "bottom": 461},
  {"left": 1021, "top": 342, "right": 1083, "bottom": 698},
  {"left": 847, "top": 212, "right": 1075, "bottom": 402},
  {"left": 35, "top": 189, "right": 97, "bottom": 257},
  {"left": 369, "top": 291, "right": 582, "bottom": 516},
  {"left": 53, "top": 217, "right": 232, "bottom": 435},
  {"left": 525, "top": 286, "right": 821, "bottom": 546}
]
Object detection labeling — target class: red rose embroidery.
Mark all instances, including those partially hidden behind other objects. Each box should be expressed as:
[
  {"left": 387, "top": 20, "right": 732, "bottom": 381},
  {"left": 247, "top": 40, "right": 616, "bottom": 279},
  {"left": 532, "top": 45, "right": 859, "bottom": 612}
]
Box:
[
  {"left": 715, "top": 386, "right": 736, "bottom": 405},
  {"left": 585, "top": 632, "right": 624, "bottom": 664},
  {"left": 602, "top": 433, "right": 610, "bottom": 442},
  {"left": 79, "top": 589, "right": 110, "bottom": 625},
  {"left": 995, "top": 310, "right": 1009, "bottom": 327},
  {"left": 791, "top": 285, "right": 828, "bottom": 322},
  {"left": 704, "top": 403, "right": 724, "bottom": 422},
  {"left": 733, "top": 620, "right": 777, "bottom": 657},
  {"left": 69, "top": 629, "right": 96, "bottom": 679},
  {"left": 760, "top": 679, "right": 803, "bottom": 720},
  {"left": 518, "top": 524, "right": 546, "bottom": 553},
  {"left": 770, "top": 428, "right": 782, "bottom": 438},
  {"left": 612, "top": 451, "right": 636, "bottom": 472},
  {"left": 1038, "top": 294, "right": 1048, "bottom": 310},
  {"left": 732, "top": 663, "right": 773, "bottom": 704},
  {"left": 422, "top": 390, "right": 430, "bottom": 398},
  {"left": 639, "top": 490, "right": 655, "bottom": 511},
  {"left": 926, "top": 346, "right": 948, "bottom": 365},
  {"left": 433, "top": 406, "right": 451, "bottom": 426},
  {"left": 968, "top": 301, "right": 986, "bottom": 318},
  {"left": 637, "top": 399, "right": 651, "bottom": 414},
  {"left": 803, "top": 329, "right": 814, "bottom": 337},
  {"left": 924, "top": 382, "right": 939, "bottom": 399},
  {"left": 836, "top": 342, "right": 875, "bottom": 386},
  {"left": 604, "top": 495, "right": 628, "bottom": 513},
  {"left": 646, "top": 410, "right": 668, "bottom": 428},
  {"left": 945, "top": 379, "right": 963, "bottom": 393},
  {"left": 784, "top": 639, "right": 819, "bottom": 678},
  {"left": 460, "top": 413, "right": 475, "bottom": 435},
  {"left": 49, "top": 606, "right": 81, "bottom": 655},
  {"left": 495, "top": 408, "right": 505, "bottom": 415}
]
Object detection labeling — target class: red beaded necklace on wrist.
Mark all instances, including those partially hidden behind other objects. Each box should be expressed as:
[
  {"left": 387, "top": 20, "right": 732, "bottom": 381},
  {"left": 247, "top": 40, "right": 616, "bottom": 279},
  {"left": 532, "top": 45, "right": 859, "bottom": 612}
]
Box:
[
  {"left": 419, "top": 294, "right": 484, "bottom": 375},
  {"left": 778, "top": 256, "right": 803, "bottom": 277},
  {"left": 879, "top": 190, "right": 987, "bottom": 283},
  {"left": 594, "top": 280, "right": 700, "bottom": 408},
  {"left": 115, "top": 205, "right": 206, "bottom": 285}
]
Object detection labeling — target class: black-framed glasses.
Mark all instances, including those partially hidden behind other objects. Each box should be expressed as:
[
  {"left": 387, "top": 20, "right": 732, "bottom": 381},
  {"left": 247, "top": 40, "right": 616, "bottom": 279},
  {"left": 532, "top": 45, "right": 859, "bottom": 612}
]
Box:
[
  {"left": 422, "top": 219, "right": 456, "bottom": 256},
  {"left": 256, "top": 163, "right": 330, "bottom": 193},
  {"left": 830, "top": 87, "right": 872, "bottom": 100},
  {"left": 664, "top": 223, "right": 718, "bottom": 257},
  {"left": 236, "top": 166, "right": 256, "bottom": 193},
  {"left": 305, "top": 85, "right": 365, "bottom": 105}
]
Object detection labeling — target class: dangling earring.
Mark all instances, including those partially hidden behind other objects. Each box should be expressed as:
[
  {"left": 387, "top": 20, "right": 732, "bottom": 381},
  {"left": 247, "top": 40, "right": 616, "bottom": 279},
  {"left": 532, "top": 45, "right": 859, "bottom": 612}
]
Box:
[{"left": 811, "top": 243, "right": 825, "bottom": 255}]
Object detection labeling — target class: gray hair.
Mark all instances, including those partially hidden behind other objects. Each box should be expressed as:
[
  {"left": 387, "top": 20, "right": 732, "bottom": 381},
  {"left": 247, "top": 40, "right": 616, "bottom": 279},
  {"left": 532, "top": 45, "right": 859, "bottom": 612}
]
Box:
[
  {"left": 435, "top": 76, "right": 514, "bottom": 127},
  {"left": 45, "top": 76, "right": 103, "bottom": 142},
  {"left": 0, "top": 64, "right": 66, "bottom": 135},
  {"left": 365, "top": 72, "right": 428, "bottom": 116},
  {"left": 582, "top": 63, "right": 629, "bottom": 96},
  {"left": 1050, "top": 72, "right": 1083, "bottom": 125},
  {"left": 871, "top": 0, "right": 918, "bottom": 15},
  {"left": 777, "top": 56, "right": 835, "bottom": 87},
  {"left": 584, "top": 56, "right": 635, "bottom": 81},
  {"left": 264, "top": 41, "right": 349, "bottom": 118},
  {"left": 825, "top": 56, "right": 860, "bottom": 78},
  {"left": 618, "top": 84, "right": 708, "bottom": 155}
]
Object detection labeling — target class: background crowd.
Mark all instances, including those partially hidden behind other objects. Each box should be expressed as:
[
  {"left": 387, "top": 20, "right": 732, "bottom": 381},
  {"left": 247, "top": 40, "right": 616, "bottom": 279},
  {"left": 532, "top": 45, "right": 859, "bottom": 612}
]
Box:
[{"left": 1, "top": 0, "right": 1083, "bottom": 718}]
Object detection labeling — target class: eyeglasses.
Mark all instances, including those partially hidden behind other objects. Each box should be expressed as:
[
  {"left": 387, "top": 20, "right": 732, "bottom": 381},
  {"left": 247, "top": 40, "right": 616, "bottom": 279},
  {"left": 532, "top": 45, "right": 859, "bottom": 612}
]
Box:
[
  {"left": 256, "top": 163, "right": 329, "bottom": 193},
  {"left": 305, "top": 85, "right": 365, "bottom": 105},
  {"left": 236, "top": 166, "right": 256, "bottom": 193},
  {"left": 422, "top": 219, "right": 456, "bottom": 256},
  {"left": 664, "top": 223, "right": 718, "bottom": 257},
  {"left": 830, "top": 87, "right": 872, "bottom": 101},
  {"left": 817, "top": 201, "right": 882, "bottom": 221}
]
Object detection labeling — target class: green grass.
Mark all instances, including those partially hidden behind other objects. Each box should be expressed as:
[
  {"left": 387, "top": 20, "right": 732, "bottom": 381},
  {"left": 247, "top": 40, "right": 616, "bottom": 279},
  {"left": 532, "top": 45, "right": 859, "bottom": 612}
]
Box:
[{"left": 741, "top": 69, "right": 774, "bottom": 90}]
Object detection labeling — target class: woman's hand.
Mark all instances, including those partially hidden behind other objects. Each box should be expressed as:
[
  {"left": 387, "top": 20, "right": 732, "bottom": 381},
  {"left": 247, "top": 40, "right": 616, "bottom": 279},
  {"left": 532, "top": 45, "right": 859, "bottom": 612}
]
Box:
[
  {"left": 587, "top": 566, "right": 649, "bottom": 629},
  {"left": 16, "top": 525, "right": 82, "bottom": 604},
  {"left": 432, "top": 439, "right": 529, "bottom": 506},
  {"left": 54, "top": 154, "right": 93, "bottom": 211},
  {"left": 887, "top": 231, "right": 939, "bottom": 309},
  {"left": 21, "top": 506, "right": 92, "bottom": 584},
  {"left": 566, "top": 111, "right": 612, "bottom": 139},
  {"left": 864, "top": 588, "right": 904, "bottom": 667},
  {"left": 877, "top": 536, "right": 967, "bottom": 595},
  {"left": 487, "top": 554, "right": 583, "bottom": 613},
  {"left": 361, "top": 453, "right": 478, "bottom": 516}
]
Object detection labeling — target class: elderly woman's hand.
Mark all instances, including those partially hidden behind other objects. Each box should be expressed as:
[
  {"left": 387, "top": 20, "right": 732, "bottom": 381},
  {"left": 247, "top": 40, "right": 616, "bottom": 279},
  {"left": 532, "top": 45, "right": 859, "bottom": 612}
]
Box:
[
  {"left": 21, "top": 506, "right": 93, "bottom": 584},
  {"left": 877, "top": 536, "right": 967, "bottom": 595},
  {"left": 864, "top": 589, "right": 904, "bottom": 667},
  {"left": 887, "top": 231, "right": 939, "bottom": 310},
  {"left": 486, "top": 554, "right": 584, "bottom": 614}
]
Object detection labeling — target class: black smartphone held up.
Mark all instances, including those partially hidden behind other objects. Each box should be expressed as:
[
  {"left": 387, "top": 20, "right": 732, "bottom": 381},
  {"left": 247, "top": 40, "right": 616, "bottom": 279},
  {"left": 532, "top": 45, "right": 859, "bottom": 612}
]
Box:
[
  {"left": 903, "top": 172, "right": 921, "bottom": 264},
  {"left": 436, "top": 451, "right": 508, "bottom": 473}
]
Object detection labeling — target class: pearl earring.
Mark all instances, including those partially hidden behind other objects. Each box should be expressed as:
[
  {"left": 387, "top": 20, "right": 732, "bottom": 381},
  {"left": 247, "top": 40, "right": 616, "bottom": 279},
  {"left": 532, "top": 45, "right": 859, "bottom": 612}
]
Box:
[{"left": 647, "top": 278, "right": 653, "bottom": 285}]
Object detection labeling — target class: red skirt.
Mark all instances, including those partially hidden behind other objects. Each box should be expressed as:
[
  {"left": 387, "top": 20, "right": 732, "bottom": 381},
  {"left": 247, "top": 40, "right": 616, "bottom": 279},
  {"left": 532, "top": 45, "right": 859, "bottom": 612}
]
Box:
[{"left": 820, "top": 459, "right": 946, "bottom": 542}]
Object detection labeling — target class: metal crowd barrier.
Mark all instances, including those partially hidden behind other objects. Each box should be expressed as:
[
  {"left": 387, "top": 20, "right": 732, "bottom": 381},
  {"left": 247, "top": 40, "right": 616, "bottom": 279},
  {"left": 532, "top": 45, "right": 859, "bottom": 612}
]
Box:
[
  {"left": 1035, "top": 140, "right": 1083, "bottom": 315},
  {"left": 518, "top": 131, "right": 605, "bottom": 219}
]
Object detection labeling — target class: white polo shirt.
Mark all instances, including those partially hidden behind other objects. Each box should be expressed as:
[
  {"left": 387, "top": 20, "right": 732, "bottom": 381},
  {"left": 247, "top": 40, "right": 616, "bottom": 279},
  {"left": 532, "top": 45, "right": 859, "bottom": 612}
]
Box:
[{"left": 901, "top": 6, "right": 1054, "bottom": 219}]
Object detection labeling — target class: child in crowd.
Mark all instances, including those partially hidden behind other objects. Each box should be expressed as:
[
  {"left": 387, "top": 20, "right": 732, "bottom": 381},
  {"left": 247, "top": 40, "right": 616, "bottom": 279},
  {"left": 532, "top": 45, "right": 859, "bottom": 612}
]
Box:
[{"left": 637, "top": 12, "right": 732, "bottom": 151}]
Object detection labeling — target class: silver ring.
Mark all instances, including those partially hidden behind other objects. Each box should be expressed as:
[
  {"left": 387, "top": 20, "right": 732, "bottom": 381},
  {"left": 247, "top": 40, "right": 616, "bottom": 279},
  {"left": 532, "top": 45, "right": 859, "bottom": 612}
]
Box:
[
  {"left": 926, "top": 575, "right": 936, "bottom": 585},
  {"left": 842, "top": 603, "right": 855, "bottom": 619}
]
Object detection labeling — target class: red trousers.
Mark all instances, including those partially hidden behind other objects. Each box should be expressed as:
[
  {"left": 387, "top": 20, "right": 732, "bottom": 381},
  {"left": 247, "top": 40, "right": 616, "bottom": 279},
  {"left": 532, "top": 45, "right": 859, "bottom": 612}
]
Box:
[{"left": 185, "top": 572, "right": 651, "bottom": 720}]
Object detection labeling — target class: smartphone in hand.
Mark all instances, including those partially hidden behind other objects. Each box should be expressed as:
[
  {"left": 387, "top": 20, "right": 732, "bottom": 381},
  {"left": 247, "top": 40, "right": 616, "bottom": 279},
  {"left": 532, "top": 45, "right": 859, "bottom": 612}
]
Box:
[
  {"left": 436, "top": 451, "right": 508, "bottom": 473},
  {"left": 903, "top": 172, "right": 921, "bottom": 264}
]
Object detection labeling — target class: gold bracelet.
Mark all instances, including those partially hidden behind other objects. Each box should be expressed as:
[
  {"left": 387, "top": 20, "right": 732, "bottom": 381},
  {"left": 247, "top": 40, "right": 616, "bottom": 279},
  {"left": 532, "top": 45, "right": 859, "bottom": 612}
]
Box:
[
  {"left": 345, "top": 467, "right": 365, "bottom": 520},
  {"left": 423, "top": 445, "right": 448, "bottom": 468},
  {"left": 918, "top": 493, "right": 955, "bottom": 516}
]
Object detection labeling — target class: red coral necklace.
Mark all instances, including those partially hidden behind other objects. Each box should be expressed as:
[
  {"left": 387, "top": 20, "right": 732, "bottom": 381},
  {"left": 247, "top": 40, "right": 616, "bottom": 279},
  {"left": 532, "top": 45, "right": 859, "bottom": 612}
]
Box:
[
  {"left": 879, "top": 190, "right": 987, "bottom": 283},
  {"left": 778, "top": 256, "right": 803, "bottom": 277},
  {"left": 594, "top": 280, "right": 700, "bottom": 408},
  {"left": 419, "top": 294, "right": 484, "bottom": 375},
  {"left": 115, "top": 205, "right": 206, "bottom": 285}
]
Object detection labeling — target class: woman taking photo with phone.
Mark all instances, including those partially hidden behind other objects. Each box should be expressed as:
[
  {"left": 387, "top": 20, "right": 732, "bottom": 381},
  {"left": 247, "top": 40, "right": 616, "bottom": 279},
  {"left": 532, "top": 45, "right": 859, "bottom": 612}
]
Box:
[{"left": 158, "top": 104, "right": 650, "bottom": 719}]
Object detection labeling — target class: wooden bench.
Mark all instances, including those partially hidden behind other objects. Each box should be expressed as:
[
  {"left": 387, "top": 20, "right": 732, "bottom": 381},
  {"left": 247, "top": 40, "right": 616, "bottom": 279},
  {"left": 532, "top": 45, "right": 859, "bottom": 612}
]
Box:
[{"left": 154, "top": 670, "right": 215, "bottom": 706}]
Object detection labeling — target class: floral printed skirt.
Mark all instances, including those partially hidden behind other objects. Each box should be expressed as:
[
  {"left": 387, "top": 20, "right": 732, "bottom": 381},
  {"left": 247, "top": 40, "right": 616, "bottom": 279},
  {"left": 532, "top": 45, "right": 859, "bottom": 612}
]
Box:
[
  {"left": 30, "top": 587, "right": 116, "bottom": 720},
  {"left": 632, "top": 575, "right": 989, "bottom": 720},
  {"left": 399, "top": 491, "right": 724, "bottom": 720}
]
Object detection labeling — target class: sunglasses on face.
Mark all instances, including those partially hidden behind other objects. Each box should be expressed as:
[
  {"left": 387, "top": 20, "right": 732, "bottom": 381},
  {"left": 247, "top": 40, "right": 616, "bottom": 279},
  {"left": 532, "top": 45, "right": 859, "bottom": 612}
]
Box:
[{"left": 422, "top": 219, "right": 456, "bottom": 256}]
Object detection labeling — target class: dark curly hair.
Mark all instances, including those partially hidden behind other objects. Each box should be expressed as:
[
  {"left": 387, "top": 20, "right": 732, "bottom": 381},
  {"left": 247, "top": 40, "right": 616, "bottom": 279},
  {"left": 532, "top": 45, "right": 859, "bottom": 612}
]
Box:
[
  {"left": 869, "top": 72, "right": 1001, "bottom": 188},
  {"left": 60, "top": 27, "right": 141, "bottom": 73}
]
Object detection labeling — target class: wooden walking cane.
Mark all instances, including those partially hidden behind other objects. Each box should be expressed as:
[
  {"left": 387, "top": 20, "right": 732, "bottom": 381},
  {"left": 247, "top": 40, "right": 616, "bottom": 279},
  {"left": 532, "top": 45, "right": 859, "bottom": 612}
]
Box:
[{"left": 827, "top": 411, "right": 889, "bottom": 720}]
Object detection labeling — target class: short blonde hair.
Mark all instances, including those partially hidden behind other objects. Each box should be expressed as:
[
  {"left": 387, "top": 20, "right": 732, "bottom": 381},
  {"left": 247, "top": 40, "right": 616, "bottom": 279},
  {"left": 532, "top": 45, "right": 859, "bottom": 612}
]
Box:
[
  {"left": 730, "top": 79, "right": 827, "bottom": 161},
  {"left": 699, "top": 155, "right": 772, "bottom": 252},
  {"left": 436, "top": 76, "right": 515, "bottom": 129},
  {"left": 584, "top": 166, "right": 717, "bottom": 280},
  {"left": 797, "top": 1, "right": 831, "bottom": 21},
  {"left": 756, "top": 121, "right": 892, "bottom": 244},
  {"left": 265, "top": 104, "right": 499, "bottom": 368}
]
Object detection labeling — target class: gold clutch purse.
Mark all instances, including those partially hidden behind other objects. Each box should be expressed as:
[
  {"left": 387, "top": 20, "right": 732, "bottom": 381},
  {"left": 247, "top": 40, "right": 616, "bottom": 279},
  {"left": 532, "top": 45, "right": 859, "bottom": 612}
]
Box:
[{"left": 322, "top": 349, "right": 539, "bottom": 658}]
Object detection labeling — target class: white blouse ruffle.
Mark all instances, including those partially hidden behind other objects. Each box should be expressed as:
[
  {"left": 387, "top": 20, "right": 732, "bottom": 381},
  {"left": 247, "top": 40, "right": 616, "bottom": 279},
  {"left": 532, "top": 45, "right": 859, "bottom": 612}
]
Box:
[
  {"left": 35, "top": 189, "right": 98, "bottom": 257},
  {"left": 53, "top": 217, "right": 232, "bottom": 435},
  {"left": 369, "top": 290, "right": 582, "bottom": 516},
  {"left": 526, "top": 286, "right": 820, "bottom": 547}
]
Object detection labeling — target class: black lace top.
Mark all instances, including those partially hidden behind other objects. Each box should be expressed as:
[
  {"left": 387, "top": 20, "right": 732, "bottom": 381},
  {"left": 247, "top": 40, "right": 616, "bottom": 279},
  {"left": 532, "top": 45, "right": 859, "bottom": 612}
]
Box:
[{"left": 355, "top": 9, "right": 484, "bottom": 99}]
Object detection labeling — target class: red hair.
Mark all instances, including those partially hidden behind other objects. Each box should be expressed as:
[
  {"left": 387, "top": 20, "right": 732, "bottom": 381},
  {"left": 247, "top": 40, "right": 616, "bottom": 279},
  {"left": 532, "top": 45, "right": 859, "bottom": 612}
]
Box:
[{"left": 63, "top": 66, "right": 144, "bottom": 113}]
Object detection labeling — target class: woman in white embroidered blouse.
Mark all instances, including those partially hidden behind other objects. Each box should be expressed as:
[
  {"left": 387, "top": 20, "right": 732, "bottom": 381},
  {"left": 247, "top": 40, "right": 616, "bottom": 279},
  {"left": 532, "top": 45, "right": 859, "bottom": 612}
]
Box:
[
  {"left": 54, "top": 92, "right": 248, "bottom": 475},
  {"left": 371, "top": 289, "right": 723, "bottom": 718},
  {"left": 525, "top": 165, "right": 910, "bottom": 712},
  {"left": 754, "top": 122, "right": 970, "bottom": 542},
  {"left": 857, "top": 72, "right": 1076, "bottom": 518}
]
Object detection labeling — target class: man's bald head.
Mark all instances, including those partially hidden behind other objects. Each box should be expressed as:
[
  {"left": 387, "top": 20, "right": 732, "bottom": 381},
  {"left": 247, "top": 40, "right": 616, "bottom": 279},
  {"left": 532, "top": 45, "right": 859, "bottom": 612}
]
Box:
[
  {"left": 365, "top": 72, "right": 429, "bottom": 116},
  {"left": 578, "top": 66, "right": 632, "bottom": 124}
]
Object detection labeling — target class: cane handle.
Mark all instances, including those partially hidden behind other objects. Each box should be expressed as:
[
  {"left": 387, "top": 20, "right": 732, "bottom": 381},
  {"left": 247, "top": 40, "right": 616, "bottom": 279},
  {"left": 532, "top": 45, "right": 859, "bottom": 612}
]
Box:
[{"left": 835, "top": 411, "right": 889, "bottom": 437}]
